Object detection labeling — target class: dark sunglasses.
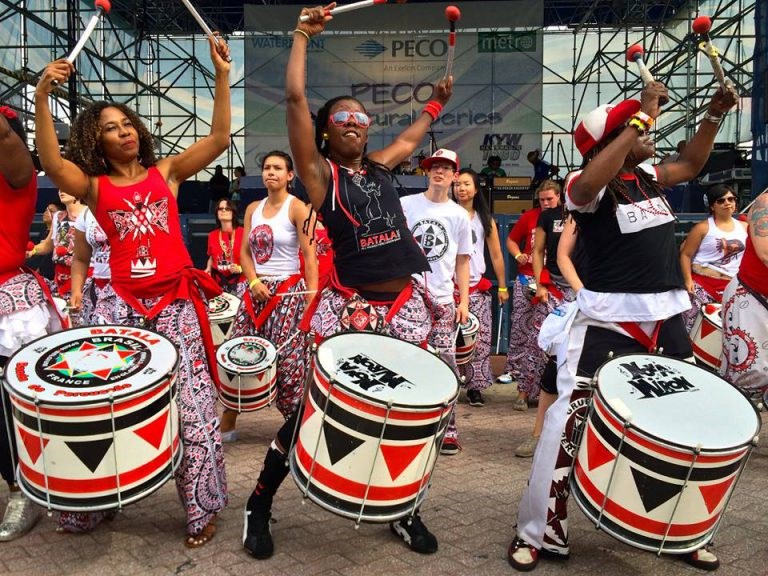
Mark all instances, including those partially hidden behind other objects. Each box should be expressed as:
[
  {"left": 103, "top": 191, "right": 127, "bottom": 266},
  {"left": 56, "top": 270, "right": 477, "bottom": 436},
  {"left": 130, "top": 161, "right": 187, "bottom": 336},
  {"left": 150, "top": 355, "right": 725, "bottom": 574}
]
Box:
[
  {"left": 715, "top": 196, "right": 736, "bottom": 205},
  {"left": 328, "top": 110, "right": 371, "bottom": 128}
]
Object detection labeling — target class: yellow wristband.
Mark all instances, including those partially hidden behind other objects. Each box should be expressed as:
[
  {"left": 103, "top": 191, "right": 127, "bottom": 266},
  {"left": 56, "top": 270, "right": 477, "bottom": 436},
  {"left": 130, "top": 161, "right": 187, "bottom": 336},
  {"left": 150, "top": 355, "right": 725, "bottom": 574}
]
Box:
[
  {"left": 249, "top": 277, "right": 261, "bottom": 289},
  {"left": 514, "top": 254, "right": 523, "bottom": 261},
  {"left": 498, "top": 287, "right": 508, "bottom": 292},
  {"left": 30, "top": 247, "right": 37, "bottom": 257}
]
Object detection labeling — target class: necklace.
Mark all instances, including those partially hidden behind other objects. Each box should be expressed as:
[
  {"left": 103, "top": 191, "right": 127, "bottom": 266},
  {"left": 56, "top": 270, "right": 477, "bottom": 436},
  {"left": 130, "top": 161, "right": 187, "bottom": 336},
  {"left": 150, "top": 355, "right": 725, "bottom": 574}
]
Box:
[
  {"left": 218, "top": 229, "right": 235, "bottom": 259},
  {"left": 615, "top": 178, "right": 671, "bottom": 217}
]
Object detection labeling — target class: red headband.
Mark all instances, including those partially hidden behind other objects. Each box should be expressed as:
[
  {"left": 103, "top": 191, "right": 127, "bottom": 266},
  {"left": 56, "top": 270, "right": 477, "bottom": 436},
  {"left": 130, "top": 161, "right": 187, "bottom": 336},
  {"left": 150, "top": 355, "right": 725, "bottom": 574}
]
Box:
[{"left": 0, "top": 106, "right": 18, "bottom": 121}]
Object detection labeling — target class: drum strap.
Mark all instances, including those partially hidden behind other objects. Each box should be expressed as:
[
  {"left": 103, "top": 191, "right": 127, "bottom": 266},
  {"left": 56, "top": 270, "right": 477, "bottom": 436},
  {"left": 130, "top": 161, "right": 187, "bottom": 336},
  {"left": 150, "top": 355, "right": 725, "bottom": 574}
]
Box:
[
  {"left": 738, "top": 274, "right": 768, "bottom": 312},
  {"left": 244, "top": 274, "right": 303, "bottom": 332},
  {"left": 533, "top": 269, "right": 564, "bottom": 304},
  {"left": 21, "top": 266, "right": 67, "bottom": 329},
  {"left": 691, "top": 272, "right": 728, "bottom": 302},
  {"left": 617, "top": 320, "right": 663, "bottom": 352}
]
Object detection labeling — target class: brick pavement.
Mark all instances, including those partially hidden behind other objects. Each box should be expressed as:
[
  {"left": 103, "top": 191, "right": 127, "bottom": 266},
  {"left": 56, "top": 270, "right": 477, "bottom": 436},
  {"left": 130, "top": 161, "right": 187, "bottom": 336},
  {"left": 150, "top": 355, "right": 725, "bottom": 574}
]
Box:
[{"left": 1, "top": 357, "right": 766, "bottom": 576}]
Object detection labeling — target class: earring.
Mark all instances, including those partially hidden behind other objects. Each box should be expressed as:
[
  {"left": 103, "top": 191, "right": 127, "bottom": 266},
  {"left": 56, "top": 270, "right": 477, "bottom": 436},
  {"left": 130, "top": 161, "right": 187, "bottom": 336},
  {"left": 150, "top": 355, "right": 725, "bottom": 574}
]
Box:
[{"left": 322, "top": 133, "right": 328, "bottom": 140}]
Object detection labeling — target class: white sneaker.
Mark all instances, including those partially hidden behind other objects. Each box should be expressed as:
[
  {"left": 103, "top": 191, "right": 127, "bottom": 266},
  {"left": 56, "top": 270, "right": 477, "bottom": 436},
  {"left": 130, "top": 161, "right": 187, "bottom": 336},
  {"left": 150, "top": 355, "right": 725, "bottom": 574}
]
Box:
[
  {"left": 0, "top": 491, "right": 42, "bottom": 541},
  {"left": 496, "top": 373, "right": 513, "bottom": 384}
]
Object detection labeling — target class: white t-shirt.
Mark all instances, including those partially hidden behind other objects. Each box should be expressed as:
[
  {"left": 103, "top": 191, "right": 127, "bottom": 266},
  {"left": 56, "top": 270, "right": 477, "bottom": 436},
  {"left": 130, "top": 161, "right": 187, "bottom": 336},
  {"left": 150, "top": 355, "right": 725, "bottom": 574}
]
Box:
[
  {"left": 468, "top": 212, "right": 487, "bottom": 286},
  {"left": 400, "top": 193, "right": 472, "bottom": 304},
  {"left": 74, "top": 208, "right": 111, "bottom": 280}
]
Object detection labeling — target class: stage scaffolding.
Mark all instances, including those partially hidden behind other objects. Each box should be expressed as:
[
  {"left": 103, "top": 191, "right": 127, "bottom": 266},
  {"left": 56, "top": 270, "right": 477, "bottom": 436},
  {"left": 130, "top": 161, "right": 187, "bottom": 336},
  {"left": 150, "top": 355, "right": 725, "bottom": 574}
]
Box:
[{"left": 0, "top": 0, "right": 756, "bottom": 183}]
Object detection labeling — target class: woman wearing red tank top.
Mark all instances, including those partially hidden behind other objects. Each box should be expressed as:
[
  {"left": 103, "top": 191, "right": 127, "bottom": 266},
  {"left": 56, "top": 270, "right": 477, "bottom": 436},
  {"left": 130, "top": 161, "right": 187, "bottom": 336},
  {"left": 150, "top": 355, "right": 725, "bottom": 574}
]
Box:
[{"left": 34, "top": 35, "right": 231, "bottom": 547}]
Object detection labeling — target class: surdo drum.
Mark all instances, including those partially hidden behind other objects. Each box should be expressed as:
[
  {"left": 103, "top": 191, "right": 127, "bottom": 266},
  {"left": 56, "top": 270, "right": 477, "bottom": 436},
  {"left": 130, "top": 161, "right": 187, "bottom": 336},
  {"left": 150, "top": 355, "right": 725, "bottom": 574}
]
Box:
[
  {"left": 571, "top": 354, "right": 760, "bottom": 554},
  {"left": 216, "top": 335, "right": 277, "bottom": 412},
  {"left": 689, "top": 303, "right": 723, "bottom": 370},
  {"left": 290, "top": 333, "right": 459, "bottom": 524},
  {"left": 3, "top": 326, "right": 180, "bottom": 511},
  {"left": 208, "top": 292, "right": 240, "bottom": 345},
  {"left": 455, "top": 312, "right": 479, "bottom": 365}
]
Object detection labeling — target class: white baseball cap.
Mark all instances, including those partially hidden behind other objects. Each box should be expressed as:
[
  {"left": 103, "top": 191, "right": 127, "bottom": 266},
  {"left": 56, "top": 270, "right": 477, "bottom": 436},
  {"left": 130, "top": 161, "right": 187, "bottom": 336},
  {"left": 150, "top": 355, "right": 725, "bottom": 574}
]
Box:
[{"left": 421, "top": 148, "right": 459, "bottom": 171}]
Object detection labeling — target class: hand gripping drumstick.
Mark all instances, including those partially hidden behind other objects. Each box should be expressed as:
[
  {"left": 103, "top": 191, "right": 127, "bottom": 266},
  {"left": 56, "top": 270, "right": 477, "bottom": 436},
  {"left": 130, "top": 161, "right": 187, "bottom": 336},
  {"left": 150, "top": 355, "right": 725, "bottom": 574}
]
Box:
[
  {"left": 444, "top": 5, "right": 461, "bottom": 79},
  {"left": 51, "top": 0, "right": 111, "bottom": 87},
  {"left": 178, "top": 0, "right": 231, "bottom": 61},
  {"left": 692, "top": 16, "right": 728, "bottom": 90},
  {"left": 299, "top": 0, "right": 402, "bottom": 23}
]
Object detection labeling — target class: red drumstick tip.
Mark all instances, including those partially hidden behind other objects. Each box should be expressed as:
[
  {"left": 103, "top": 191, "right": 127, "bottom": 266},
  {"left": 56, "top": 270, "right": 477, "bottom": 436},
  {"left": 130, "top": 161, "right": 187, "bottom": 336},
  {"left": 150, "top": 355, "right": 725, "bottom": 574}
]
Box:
[
  {"left": 626, "top": 44, "right": 645, "bottom": 62},
  {"left": 692, "top": 15, "right": 712, "bottom": 35},
  {"left": 94, "top": 0, "right": 111, "bottom": 13},
  {"left": 445, "top": 5, "right": 461, "bottom": 22}
]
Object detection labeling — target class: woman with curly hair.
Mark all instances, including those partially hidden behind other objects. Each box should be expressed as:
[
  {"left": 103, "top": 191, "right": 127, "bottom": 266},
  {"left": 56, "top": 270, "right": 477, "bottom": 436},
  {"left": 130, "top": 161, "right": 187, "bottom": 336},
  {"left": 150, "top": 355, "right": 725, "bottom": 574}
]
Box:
[
  {"left": 34, "top": 35, "right": 231, "bottom": 547},
  {"left": 241, "top": 3, "right": 453, "bottom": 561},
  {"left": 205, "top": 197, "right": 246, "bottom": 295}
]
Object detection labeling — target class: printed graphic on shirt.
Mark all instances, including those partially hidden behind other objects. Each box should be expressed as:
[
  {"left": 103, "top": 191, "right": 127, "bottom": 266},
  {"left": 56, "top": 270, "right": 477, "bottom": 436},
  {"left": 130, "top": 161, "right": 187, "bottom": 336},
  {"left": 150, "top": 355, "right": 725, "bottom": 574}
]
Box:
[
  {"left": 250, "top": 224, "right": 274, "bottom": 265},
  {"left": 553, "top": 218, "right": 564, "bottom": 234},
  {"left": 615, "top": 197, "right": 674, "bottom": 234},
  {"left": 108, "top": 191, "right": 169, "bottom": 279},
  {"left": 715, "top": 237, "right": 746, "bottom": 266},
  {"left": 346, "top": 171, "right": 401, "bottom": 251},
  {"left": 411, "top": 218, "right": 449, "bottom": 262},
  {"left": 88, "top": 221, "right": 110, "bottom": 266},
  {"left": 53, "top": 215, "right": 75, "bottom": 266}
]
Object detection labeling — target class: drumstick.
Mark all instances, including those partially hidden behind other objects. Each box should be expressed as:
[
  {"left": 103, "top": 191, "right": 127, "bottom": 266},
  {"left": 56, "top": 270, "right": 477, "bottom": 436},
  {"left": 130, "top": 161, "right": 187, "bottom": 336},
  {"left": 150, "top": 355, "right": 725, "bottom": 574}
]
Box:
[
  {"left": 275, "top": 329, "right": 305, "bottom": 354},
  {"left": 692, "top": 16, "right": 727, "bottom": 90},
  {"left": 444, "top": 5, "right": 461, "bottom": 79},
  {"left": 495, "top": 305, "right": 503, "bottom": 355},
  {"left": 51, "top": 0, "right": 111, "bottom": 87},
  {"left": 299, "top": 0, "right": 397, "bottom": 23},
  {"left": 273, "top": 289, "right": 318, "bottom": 298},
  {"left": 626, "top": 44, "right": 668, "bottom": 105},
  {"left": 178, "top": 0, "right": 231, "bottom": 62}
]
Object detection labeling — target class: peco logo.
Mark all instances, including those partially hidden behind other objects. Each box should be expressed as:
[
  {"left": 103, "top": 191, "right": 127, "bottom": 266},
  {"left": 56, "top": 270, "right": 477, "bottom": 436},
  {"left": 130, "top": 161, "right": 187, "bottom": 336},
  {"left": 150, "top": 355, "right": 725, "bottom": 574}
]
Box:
[
  {"left": 355, "top": 39, "right": 387, "bottom": 58},
  {"left": 354, "top": 38, "right": 448, "bottom": 59}
]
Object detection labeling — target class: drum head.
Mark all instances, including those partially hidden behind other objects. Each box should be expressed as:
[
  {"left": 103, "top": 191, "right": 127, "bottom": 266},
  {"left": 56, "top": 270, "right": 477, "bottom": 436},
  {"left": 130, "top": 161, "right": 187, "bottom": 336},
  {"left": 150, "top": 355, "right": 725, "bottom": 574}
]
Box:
[
  {"left": 459, "top": 312, "right": 480, "bottom": 336},
  {"left": 208, "top": 292, "right": 240, "bottom": 323},
  {"left": 315, "top": 332, "right": 458, "bottom": 408},
  {"left": 596, "top": 354, "right": 759, "bottom": 450},
  {"left": 4, "top": 326, "right": 178, "bottom": 404},
  {"left": 217, "top": 336, "right": 277, "bottom": 374}
]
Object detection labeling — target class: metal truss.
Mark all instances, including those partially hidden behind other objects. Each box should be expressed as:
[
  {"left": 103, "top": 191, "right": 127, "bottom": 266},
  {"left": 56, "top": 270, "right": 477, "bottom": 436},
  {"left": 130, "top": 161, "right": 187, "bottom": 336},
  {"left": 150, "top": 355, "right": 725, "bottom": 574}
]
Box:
[{"left": 0, "top": 0, "right": 754, "bottom": 178}]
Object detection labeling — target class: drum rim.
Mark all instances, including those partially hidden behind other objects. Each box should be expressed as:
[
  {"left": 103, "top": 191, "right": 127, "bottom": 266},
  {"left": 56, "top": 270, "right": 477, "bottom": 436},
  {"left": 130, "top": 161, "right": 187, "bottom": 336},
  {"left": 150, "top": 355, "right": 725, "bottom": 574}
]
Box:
[
  {"left": 594, "top": 352, "right": 761, "bottom": 453},
  {"left": 3, "top": 325, "right": 180, "bottom": 405},
  {"left": 314, "top": 332, "right": 459, "bottom": 410},
  {"left": 216, "top": 335, "right": 277, "bottom": 373},
  {"left": 208, "top": 292, "right": 241, "bottom": 321}
]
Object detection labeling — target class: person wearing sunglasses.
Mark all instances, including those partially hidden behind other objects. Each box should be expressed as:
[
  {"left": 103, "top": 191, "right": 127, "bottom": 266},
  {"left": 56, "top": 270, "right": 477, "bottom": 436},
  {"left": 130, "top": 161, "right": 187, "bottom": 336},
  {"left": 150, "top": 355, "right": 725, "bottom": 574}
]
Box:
[
  {"left": 679, "top": 184, "right": 747, "bottom": 333},
  {"left": 241, "top": 2, "right": 453, "bottom": 562},
  {"left": 205, "top": 198, "right": 246, "bottom": 295}
]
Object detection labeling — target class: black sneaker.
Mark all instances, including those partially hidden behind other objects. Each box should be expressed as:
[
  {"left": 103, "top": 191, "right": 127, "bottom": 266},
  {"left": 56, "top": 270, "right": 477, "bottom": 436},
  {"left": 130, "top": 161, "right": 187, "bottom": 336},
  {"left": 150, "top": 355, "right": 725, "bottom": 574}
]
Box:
[
  {"left": 243, "top": 504, "right": 273, "bottom": 559},
  {"left": 467, "top": 389, "right": 485, "bottom": 407},
  {"left": 390, "top": 513, "right": 438, "bottom": 554}
]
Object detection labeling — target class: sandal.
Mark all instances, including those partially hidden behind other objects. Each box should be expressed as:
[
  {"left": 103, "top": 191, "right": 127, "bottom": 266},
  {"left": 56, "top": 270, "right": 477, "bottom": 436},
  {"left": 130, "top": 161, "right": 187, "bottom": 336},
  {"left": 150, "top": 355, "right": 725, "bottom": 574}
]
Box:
[
  {"left": 185, "top": 518, "right": 217, "bottom": 549},
  {"left": 507, "top": 537, "right": 539, "bottom": 572}
]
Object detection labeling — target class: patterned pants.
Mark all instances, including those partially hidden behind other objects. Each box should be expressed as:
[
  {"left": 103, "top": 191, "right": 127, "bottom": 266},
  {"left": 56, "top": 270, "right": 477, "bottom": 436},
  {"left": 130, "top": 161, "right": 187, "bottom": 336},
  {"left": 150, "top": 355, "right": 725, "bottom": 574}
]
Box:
[
  {"left": 458, "top": 291, "right": 493, "bottom": 392},
  {"left": 59, "top": 295, "right": 227, "bottom": 536},
  {"left": 516, "top": 312, "right": 691, "bottom": 554},
  {"left": 230, "top": 278, "right": 310, "bottom": 419},
  {"left": 503, "top": 277, "right": 555, "bottom": 399},
  {"left": 78, "top": 279, "right": 117, "bottom": 327},
  {"left": 720, "top": 279, "right": 768, "bottom": 395}
]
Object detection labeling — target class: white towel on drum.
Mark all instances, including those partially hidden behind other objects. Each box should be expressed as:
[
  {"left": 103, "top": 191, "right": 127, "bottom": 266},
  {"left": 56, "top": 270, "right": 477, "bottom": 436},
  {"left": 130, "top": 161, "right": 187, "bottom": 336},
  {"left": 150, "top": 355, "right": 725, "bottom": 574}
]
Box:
[
  {"left": 0, "top": 303, "right": 60, "bottom": 357},
  {"left": 538, "top": 301, "right": 578, "bottom": 358}
]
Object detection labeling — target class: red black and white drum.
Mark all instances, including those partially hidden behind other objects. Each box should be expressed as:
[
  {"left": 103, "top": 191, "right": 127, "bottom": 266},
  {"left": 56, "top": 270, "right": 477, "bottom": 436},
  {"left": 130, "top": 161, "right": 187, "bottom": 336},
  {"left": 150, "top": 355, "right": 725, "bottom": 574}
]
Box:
[
  {"left": 216, "top": 335, "right": 277, "bottom": 412},
  {"left": 208, "top": 292, "right": 240, "bottom": 346},
  {"left": 455, "top": 312, "right": 479, "bottom": 366},
  {"left": 690, "top": 303, "right": 723, "bottom": 370},
  {"left": 290, "top": 332, "right": 459, "bottom": 523},
  {"left": 571, "top": 354, "right": 760, "bottom": 554},
  {"left": 3, "top": 326, "right": 180, "bottom": 511}
]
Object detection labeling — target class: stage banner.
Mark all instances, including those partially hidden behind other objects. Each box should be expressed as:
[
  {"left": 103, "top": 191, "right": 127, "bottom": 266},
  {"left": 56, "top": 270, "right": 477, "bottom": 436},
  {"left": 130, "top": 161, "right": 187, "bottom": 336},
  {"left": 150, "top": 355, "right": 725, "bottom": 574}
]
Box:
[{"left": 245, "top": 2, "right": 543, "bottom": 178}]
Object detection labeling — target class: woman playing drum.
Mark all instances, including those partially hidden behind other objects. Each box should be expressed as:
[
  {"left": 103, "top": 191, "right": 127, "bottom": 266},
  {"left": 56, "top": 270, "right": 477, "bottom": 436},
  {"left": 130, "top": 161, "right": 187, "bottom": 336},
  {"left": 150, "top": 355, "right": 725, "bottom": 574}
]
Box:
[
  {"left": 679, "top": 183, "right": 747, "bottom": 332},
  {"left": 221, "top": 151, "right": 317, "bottom": 440},
  {"left": 242, "top": 2, "right": 453, "bottom": 560},
  {"left": 34, "top": 34, "right": 231, "bottom": 547}
]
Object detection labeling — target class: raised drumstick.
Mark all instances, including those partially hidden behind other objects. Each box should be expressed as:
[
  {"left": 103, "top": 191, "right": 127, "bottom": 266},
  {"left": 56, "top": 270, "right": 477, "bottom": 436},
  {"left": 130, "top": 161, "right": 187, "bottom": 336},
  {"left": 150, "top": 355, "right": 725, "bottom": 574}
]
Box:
[
  {"left": 178, "top": 0, "right": 231, "bottom": 61},
  {"left": 444, "top": 5, "right": 461, "bottom": 79},
  {"left": 626, "top": 44, "right": 668, "bottom": 105},
  {"left": 692, "top": 15, "right": 728, "bottom": 90},
  {"left": 52, "top": 0, "right": 111, "bottom": 86},
  {"left": 299, "top": 0, "right": 395, "bottom": 23}
]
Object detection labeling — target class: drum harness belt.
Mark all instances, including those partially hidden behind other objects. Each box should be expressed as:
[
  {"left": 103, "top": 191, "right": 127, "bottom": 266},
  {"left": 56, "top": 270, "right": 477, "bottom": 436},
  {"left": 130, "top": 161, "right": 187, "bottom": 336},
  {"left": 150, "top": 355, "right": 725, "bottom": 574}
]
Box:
[
  {"left": 617, "top": 319, "right": 664, "bottom": 353},
  {"left": 243, "top": 274, "right": 303, "bottom": 331}
]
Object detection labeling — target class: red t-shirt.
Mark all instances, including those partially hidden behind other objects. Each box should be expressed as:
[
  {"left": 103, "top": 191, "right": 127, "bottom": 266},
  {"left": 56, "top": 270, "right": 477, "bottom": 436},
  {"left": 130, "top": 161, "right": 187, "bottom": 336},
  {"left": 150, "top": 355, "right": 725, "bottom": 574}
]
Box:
[
  {"left": 507, "top": 207, "right": 541, "bottom": 276},
  {"left": 207, "top": 227, "right": 243, "bottom": 270},
  {"left": 94, "top": 167, "right": 192, "bottom": 298},
  {"left": 0, "top": 171, "right": 36, "bottom": 277},
  {"left": 739, "top": 237, "right": 768, "bottom": 295}
]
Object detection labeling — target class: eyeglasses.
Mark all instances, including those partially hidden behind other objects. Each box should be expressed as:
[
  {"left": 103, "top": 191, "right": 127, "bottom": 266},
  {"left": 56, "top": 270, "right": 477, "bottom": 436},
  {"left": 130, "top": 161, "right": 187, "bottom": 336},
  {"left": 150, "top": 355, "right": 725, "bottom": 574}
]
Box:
[
  {"left": 715, "top": 197, "right": 736, "bottom": 205},
  {"left": 328, "top": 110, "right": 371, "bottom": 128},
  {"left": 217, "top": 207, "right": 233, "bottom": 212}
]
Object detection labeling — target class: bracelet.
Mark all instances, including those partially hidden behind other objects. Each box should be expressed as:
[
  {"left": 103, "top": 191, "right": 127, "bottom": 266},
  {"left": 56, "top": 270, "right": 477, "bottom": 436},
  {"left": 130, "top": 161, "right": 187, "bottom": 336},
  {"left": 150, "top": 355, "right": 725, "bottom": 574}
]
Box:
[
  {"left": 293, "top": 28, "right": 311, "bottom": 41},
  {"left": 30, "top": 247, "right": 37, "bottom": 257},
  {"left": 631, "top": 111, "right": 654, "bottom": 129},
  {"left": 249, "top": 277, "right": 261, "bottom": 289},
  {"left": 498, "top": 287, "right": 508, "bottom": 292},
  {"left": 627, "top": 118, "right": 648, "bottom": 135},
  {"left": 514, "top": 254, "right": 523, "bottom": 262},
  {"left": 703, "top": 111, "right": 723, "bottom": 124},
  {"left": 422, "top": 100, "right": 443, "bottom": 122}
]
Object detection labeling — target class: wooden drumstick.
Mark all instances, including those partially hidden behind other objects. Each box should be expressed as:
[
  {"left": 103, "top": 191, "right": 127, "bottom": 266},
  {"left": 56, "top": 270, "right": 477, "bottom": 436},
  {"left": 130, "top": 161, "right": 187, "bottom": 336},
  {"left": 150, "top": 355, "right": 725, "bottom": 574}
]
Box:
[
  {"left": 693, "top": 16, "right": 728, "bottom": 90},
  {"left": 626, "top": 44, "right": 668, "bottom": 105},
  {"left": 178, "top": 0, "right": 231, "bottom": 62}
]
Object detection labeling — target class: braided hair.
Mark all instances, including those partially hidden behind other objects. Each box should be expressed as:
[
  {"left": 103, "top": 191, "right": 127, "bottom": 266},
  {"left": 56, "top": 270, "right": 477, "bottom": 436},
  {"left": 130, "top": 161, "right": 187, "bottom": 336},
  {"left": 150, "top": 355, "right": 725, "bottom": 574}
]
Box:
[{"left": 65, "top": 101, "right": 156, "bottom": 176}]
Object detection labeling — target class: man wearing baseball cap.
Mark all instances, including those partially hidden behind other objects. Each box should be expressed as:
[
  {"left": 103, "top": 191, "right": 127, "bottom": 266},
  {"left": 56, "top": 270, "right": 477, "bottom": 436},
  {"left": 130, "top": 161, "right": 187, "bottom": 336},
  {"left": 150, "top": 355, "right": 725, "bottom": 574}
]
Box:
[
  {"left": 401, "top": 148, "right": 471, "bottom": 456},
  {"left": 508, "top": 79, "right": 738, "bottom": 572}
]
